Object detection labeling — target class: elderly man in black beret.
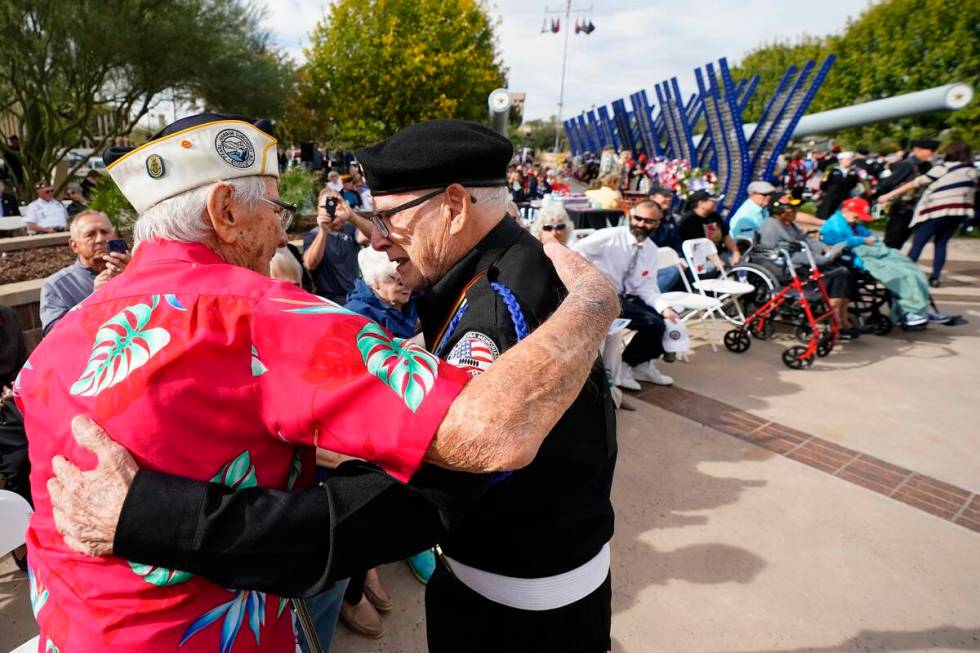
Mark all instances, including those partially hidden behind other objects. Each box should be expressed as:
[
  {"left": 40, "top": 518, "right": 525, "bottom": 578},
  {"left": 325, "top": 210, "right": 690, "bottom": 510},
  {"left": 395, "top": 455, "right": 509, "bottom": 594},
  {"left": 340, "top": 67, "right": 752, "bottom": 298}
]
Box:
[
  {"left": 46, "top": 117, "right": 618, "bottom": 652},
  {"left": 356, "top": 119, "right": 618, "bottom": 652}
]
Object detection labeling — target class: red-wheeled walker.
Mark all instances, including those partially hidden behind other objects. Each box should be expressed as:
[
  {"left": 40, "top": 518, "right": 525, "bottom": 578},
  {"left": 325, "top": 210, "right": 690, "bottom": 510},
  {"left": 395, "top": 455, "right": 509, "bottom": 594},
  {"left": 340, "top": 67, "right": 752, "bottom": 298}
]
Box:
[{"left": 723, "top": 243, "right": 840, "bottom": 369}]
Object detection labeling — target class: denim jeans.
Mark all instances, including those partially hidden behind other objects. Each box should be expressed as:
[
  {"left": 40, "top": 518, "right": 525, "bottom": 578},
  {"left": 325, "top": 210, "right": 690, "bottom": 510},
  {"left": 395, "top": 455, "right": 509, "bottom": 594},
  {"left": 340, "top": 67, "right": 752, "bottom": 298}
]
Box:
[
  {"left": 295, "top": 579, "right": 350, "bottom": 653},
  {"left": 657, "top": 266, "right": 681, "bottom": 292}
]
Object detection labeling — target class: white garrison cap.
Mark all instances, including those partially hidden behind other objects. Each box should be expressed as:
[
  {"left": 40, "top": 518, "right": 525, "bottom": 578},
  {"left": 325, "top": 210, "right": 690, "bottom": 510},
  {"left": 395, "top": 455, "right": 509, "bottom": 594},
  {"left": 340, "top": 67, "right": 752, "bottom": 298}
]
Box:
[{"left": 105, "top": 113, "right": 279, "bottom": 214}]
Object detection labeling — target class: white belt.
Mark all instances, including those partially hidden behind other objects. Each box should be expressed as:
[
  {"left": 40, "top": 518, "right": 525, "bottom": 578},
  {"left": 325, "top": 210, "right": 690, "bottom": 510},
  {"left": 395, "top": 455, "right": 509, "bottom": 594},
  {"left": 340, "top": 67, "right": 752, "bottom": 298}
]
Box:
[{"left": 443, "top": 542, "right": 610, "bottom": 611}]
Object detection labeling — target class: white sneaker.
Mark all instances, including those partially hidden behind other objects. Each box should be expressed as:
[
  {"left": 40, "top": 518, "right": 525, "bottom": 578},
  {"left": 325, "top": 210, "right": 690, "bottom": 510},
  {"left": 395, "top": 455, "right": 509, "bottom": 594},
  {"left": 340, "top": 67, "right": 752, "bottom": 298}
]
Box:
[
  {"left": 904, "top": 313, "right": 928, "bottom": 327},
  {"left": 632, "top": 361, "right": 674, "bottom": 386},
  {"left": 616, "top": 366, "right": 642, "bottom": 391},
  {"left": 927, "top": 310, "right": 951, "bottom": 324}
]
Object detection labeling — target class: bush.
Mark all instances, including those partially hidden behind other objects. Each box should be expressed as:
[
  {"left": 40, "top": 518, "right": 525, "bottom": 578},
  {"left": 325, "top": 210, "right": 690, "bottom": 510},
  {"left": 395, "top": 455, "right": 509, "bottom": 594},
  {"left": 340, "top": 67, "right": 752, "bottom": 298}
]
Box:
[
  {"left": 87, "top": 176, "right": 136, "bottom": 231},
  {"left": 278, "top": 166, "right": 319, "bottom": 215}
]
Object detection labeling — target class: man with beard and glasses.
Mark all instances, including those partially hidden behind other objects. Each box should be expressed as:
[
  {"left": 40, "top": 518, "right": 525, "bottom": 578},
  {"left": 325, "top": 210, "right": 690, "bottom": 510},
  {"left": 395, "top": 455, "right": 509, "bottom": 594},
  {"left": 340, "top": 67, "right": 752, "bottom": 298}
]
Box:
[{"left": 574, "top": 199, "right": 679, "bottom": 389}]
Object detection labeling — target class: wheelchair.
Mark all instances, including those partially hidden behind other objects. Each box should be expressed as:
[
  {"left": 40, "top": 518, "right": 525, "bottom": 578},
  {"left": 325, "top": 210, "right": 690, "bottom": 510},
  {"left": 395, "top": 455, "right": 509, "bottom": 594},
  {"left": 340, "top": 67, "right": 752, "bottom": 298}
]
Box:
[
  {"left": 838, "top": 253, "right": 894, "bottom": 335},
  {"left": 731, "top": 239, "right": 896, "bottom": 338},
  {"left": 724, "top": 242, "right": 840, "bottom": 368}
]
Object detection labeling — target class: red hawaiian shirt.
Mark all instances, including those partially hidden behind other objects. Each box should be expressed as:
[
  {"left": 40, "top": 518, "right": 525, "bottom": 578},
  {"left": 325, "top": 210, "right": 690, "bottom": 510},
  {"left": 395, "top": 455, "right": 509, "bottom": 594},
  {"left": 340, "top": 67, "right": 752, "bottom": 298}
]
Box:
[{"left": 15, "top": 239, "right": 470, "bottom": 652}]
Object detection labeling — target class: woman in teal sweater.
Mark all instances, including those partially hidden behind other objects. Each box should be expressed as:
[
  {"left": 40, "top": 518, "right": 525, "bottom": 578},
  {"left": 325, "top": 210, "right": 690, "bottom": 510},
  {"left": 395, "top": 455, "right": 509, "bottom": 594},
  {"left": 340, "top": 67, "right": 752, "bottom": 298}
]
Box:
[{"left": 820, "top": 198, "right": 941, "bottom": 328}]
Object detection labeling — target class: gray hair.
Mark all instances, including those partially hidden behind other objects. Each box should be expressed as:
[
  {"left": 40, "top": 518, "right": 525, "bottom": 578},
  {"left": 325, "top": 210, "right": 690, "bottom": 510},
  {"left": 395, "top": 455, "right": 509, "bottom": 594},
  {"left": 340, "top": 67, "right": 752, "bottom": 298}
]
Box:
[
  {"left": 69, "top": 210, "right": 112, "bottom": 239},
  {"left": 133, "top": 176, "right": 266, "bottom": 245},
  {"left": 269, "top": 247, "right": 303, "bottom": 285},
  {"left": 358, "top": 245, "right": 398, "bottom": 287},
  {"left": 530, "top": 202, "right": 574, "bottom": 240}
]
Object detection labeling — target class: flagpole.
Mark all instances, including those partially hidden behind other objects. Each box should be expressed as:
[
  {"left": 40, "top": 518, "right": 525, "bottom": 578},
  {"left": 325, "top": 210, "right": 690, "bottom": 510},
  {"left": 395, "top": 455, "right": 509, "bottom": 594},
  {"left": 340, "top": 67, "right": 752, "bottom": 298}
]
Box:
[{"left": 553, "top": 0, "right": 572, "bottom": 152}]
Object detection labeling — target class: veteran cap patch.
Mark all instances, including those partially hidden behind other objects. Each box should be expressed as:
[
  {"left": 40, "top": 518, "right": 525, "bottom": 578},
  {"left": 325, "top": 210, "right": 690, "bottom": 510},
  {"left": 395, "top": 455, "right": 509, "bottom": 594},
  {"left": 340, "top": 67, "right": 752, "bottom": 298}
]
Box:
[{"left": 104, "top": 112, "right": 278, "bottom": 214}]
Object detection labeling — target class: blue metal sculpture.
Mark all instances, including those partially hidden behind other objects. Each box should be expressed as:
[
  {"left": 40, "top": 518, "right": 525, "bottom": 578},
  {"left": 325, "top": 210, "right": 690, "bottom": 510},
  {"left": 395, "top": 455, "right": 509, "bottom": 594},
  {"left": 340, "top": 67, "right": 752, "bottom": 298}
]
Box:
[{"left": 567, "top": 55, "right": 835, "bottom": 216}]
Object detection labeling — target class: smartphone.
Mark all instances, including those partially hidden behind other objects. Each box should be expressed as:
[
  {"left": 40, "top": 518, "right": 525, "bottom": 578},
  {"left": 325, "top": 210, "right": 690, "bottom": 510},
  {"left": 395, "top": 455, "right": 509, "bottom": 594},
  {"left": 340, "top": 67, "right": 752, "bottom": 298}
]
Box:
[{"left": 107, "top": 238, "right": 128, "bottom": 255}]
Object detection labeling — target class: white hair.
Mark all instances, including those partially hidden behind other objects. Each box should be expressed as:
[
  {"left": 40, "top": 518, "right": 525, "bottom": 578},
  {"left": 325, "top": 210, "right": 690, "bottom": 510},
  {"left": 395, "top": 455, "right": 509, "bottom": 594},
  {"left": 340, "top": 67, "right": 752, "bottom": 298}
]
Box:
[
  {"left": 467, "top": 185, "right": 510, "bottom": 213},
  {"left": 358, "top": 245, "right": 398, "bottom": 287},
  {"left": 269, "top": 247, "right": 303, "bottom": 285},
  {"left": 133, "top": 176, "right": 267, "bottom": 244},
  {"left": 530, "top": 202, "right": 574, "bottom": 241}
]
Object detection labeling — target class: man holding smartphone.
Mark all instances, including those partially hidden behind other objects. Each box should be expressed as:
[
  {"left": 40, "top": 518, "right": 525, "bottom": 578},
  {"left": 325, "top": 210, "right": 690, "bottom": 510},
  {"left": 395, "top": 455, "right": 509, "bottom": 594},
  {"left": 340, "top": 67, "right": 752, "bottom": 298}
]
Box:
[
  {"left": 302, "top": 188, "right": 371, "bottom": 304},
  {"left": 39, "top": 210, "right": 130, "bottom": 335}
]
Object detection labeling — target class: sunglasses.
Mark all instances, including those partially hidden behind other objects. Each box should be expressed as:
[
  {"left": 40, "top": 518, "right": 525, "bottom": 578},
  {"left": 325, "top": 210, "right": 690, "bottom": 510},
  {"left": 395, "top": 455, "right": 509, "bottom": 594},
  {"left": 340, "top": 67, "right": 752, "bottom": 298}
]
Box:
[
  {"left": 542, "top": 223, "right": 567, "bottom": 232},
  {"left": 631, "top": 214, "right": 661, "bottom": 226},
  {"left": 370, "top": 188, "right": 477, "bottom": 238}
]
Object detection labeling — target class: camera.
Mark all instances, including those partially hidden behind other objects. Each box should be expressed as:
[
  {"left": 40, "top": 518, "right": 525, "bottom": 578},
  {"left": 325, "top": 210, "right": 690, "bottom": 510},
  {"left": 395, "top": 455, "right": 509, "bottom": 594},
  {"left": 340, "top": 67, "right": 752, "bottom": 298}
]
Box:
[{"left": 324, "top": 197, "right": 338, "bottom": 218}]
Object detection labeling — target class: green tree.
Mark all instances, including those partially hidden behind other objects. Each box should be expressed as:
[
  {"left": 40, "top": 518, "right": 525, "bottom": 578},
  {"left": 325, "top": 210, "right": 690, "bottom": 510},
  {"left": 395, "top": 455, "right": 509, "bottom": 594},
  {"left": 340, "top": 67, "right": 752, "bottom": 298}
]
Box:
[
  {"left": 731, "top": 0, "right": 980, "bottom": 148},
  {"left": 0, "top": 0, "right": 293, "bottom": 197},
  {"left": 293, "top": 0, "right": 507, "bottom": 146}
]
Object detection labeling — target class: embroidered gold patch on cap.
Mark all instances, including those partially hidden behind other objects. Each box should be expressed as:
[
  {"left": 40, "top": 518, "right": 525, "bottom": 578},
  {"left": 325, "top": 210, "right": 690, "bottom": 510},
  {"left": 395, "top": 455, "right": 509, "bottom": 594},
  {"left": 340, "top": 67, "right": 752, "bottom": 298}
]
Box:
[{"left": 145, "top": 154, "right": 165, "bottom": 179}]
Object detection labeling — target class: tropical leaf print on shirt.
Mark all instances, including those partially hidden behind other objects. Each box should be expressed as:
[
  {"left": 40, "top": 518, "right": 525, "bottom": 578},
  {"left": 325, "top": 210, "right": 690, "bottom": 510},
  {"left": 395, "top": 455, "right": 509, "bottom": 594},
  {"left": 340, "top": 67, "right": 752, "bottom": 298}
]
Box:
[
  {"left": 179, "top": 451, "right": 271, "bottom": 650},
  {"left": 128, "top": 451, "right": 256, "bottom": 589},
  {"left": 271, "top": 295, "right": 357, "bottom": 316},
  {"left": 211, "top": 450, "right": 258, "bottom": 490},
  {"left": 69, "top": 296, "right": 171, "bottom": 397},
  {"left": 356, "top": 322, "right": 438, "bottom": 412},
  {"left": 128, "top": 562, "right": 194, "bottom": 587},
  {"left": 250, "top": 346, "right": 268, "bottom": 377},
  {"left": 180, "top": 589, "right": 266, "bottom": 653},
  {"left": 28, "top": 565, "right": 48, "bottom": 618}
]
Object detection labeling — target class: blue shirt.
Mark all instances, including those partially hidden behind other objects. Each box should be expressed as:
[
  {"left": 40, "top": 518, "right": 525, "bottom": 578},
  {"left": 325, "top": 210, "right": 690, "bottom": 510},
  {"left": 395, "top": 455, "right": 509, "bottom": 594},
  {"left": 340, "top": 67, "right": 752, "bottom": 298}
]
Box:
[
  {"left": 40, "top": 260, "right": 97, "bottom": 335},
  {"left": 302, "top": 223, "right": 360, "bottom": 300},
  {"left": 728, "top": 199, "right": 768, "bottom": 241}
]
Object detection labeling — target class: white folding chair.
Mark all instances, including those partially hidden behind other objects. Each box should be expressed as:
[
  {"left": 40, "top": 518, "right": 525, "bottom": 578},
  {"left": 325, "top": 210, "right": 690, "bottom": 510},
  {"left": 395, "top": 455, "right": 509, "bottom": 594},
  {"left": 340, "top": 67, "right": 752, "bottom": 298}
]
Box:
[
  {"left": 681, "top": 238, "right": 754, "bottom": 325},
  {"left": 1, "top": 490, "right": 39, "bottom": 653},
  {"left": 656, "top": 247, "right": 723, "bottom": 351},
  {"left": 0, "top": 216, "right": 25, "bottom": 233}
]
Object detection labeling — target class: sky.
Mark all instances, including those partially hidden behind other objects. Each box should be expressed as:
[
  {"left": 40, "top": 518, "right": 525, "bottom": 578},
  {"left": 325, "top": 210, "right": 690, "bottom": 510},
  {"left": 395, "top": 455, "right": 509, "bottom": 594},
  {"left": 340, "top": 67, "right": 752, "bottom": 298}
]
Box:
[{"left": 260, "top": 0, "right": 877, "bottom": 123}]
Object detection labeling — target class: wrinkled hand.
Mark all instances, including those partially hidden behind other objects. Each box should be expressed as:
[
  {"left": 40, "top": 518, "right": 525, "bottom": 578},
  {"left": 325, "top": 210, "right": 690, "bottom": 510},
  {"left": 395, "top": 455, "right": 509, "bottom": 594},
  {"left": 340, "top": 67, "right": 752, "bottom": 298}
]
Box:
[
  {"left": 543, "top": 240, "right": 619, "bottom": 325},
  {"left": 877, "top": 193, "right": 893, "bottom": 206},
  {"left": 47, "top": 416, "right": 138, "bottom": 556},
  {"left": 662, "top": 307, "right": 680, "bottom": 323}
]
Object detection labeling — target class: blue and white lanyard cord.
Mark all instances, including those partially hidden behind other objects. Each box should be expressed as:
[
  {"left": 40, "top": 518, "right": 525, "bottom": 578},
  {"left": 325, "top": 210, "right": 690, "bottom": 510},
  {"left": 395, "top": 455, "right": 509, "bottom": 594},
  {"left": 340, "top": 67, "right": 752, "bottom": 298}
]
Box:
[{"left": 435, "top": 281, "right": 529, "bottom": 483}]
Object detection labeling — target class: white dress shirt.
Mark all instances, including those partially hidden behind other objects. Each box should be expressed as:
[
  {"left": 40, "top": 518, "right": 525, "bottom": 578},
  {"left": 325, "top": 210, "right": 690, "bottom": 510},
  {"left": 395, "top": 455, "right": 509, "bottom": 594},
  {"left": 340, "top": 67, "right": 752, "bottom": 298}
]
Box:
[
  {"left": 24, "top": 198, "right": 68, "bottom": 230},
  {"left": 573, "top": 225, "right": 668, "bottom": 313}
]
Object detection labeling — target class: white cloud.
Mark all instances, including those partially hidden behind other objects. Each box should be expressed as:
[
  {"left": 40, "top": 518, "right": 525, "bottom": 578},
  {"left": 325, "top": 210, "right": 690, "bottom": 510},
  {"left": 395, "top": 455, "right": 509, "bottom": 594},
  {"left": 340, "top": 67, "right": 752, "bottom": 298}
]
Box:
[{"left": 260, "top": 0, "right": 873, "bottom": 121}]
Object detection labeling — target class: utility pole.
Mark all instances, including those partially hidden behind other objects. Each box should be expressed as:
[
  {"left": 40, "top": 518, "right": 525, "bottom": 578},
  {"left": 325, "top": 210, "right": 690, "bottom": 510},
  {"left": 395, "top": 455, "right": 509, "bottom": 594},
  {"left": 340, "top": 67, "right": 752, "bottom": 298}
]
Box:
[
  {"left": 543, "top": 3, "right": 594, "bottom": 152},
  {"left": 554, "top": 0, "right": 571, "bottom": 153}
]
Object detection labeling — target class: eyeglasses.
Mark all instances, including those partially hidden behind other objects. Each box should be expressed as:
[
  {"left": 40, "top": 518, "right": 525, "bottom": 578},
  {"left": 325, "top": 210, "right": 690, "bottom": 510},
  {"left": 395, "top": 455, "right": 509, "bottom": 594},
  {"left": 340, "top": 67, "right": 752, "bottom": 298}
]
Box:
[
  {"left": 541, "top": 223, "right": 567, "bottom": 232},
  {"left": 370, "top": 187, "right": 477, "bottom": 238},
  {"left": 260, "top": 197, "right": 296, "bottom": 231}
]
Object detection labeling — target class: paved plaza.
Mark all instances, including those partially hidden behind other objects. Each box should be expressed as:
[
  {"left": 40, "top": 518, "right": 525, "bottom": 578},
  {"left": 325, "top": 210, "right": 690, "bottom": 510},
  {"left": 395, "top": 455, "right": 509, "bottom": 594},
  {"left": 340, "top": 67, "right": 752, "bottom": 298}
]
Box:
[{"left": 2, "top": 241, "right": 979, "bottom": 652}]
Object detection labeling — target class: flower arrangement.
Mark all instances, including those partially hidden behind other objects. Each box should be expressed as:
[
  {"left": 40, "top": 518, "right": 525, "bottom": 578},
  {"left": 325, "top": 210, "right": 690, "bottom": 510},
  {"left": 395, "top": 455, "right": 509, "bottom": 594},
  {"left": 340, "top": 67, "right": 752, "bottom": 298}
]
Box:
[{"left": 643, "top": 157, "right": 721, "bottom": 199}]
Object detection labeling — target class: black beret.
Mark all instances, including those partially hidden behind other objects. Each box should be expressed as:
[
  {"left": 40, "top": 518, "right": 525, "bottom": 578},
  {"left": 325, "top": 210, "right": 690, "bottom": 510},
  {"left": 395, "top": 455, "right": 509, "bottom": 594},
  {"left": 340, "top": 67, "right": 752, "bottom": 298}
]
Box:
[
  {"left": 355, "top": 119, "right": 513, "bottom": 195},
  {"left": 103, "top": 112, "right": 273, "bottom": 166},
  {"left": 911, "top": 139, "right": 940, "bottom": 150}
]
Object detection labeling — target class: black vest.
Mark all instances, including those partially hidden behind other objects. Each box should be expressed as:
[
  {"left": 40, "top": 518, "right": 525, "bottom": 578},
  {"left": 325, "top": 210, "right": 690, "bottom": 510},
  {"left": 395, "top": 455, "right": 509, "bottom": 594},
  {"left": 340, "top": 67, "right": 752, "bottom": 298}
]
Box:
[{"left": 418, "top": 218, "right": 617, "bottom": 577}]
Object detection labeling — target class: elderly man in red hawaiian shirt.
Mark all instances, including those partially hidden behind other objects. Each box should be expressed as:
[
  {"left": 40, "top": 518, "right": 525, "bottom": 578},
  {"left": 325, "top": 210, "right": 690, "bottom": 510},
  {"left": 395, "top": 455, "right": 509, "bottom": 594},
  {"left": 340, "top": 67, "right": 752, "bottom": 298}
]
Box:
[{"left": 14, "top": 113, "right": 616, "bottom": 652}]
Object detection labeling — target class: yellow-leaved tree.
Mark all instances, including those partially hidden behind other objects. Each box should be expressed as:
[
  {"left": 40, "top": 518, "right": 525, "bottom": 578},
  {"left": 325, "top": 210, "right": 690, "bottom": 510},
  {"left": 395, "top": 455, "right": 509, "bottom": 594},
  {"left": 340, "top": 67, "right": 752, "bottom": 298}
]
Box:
[{"left": 288, "top": 0, "right": 507, "bottom": 147}]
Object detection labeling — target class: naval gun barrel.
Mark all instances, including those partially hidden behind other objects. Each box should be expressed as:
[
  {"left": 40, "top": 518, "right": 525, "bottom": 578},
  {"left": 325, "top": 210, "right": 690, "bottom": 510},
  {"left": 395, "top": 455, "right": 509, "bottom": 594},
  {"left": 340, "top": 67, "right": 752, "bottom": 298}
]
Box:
[
  {"left": 783, "top": 83, "right": 973, "bottom": 138},
  {"left": 488, "top": 88, "right": 512, "bottom": 136}
]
